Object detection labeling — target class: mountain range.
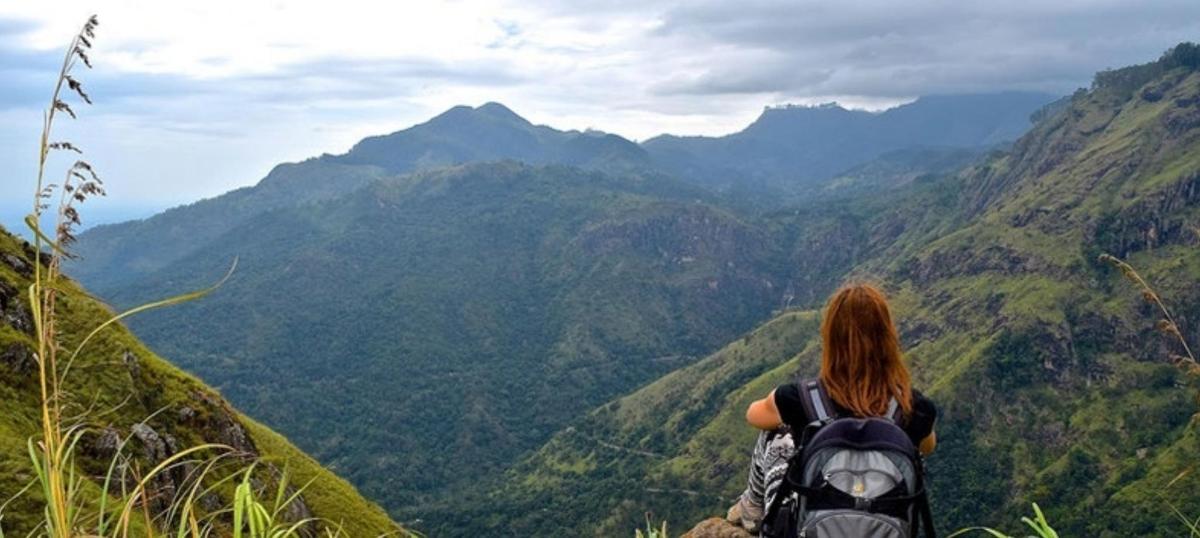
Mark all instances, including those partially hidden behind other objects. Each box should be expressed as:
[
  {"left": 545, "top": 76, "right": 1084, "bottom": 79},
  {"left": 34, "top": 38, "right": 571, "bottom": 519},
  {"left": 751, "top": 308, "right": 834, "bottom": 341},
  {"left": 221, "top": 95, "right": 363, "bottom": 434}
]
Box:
[
  {"left": 56, "top": 45, "right": 1200, "bottom": 537},
  {"left": 65, "top": 90, "right": 1052, "bottom": 528}
]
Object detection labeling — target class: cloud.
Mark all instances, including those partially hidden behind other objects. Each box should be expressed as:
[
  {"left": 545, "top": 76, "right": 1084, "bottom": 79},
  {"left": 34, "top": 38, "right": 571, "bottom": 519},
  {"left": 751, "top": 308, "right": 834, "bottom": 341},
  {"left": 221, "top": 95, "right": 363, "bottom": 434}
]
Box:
[
  {"left": 647, "top": 0, "right": 1200, "bottom": 97},
  {"left": 0, "top": 0, "right": 1197, "bottom": 213}
]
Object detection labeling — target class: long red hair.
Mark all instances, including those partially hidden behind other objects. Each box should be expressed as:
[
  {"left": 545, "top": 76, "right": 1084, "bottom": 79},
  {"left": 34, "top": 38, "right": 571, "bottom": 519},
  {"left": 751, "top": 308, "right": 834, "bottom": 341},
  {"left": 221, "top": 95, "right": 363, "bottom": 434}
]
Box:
[{"left": 819, "top": 283, "right": 913, "bottom": 417}]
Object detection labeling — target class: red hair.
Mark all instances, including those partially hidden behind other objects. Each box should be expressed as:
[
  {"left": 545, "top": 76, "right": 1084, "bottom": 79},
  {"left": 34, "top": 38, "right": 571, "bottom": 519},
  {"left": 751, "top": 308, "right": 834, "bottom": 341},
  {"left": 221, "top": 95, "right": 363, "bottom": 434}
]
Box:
[{"left": 819, "top": 283, "right": 913, "bottom": 417}]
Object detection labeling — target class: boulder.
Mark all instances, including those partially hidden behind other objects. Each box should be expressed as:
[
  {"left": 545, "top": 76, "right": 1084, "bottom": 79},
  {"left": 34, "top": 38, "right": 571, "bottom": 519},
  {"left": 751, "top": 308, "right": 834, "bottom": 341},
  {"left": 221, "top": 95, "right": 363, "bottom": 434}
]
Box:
[{"left": 681, "top": 518, "right": 754, "bottom": 538}]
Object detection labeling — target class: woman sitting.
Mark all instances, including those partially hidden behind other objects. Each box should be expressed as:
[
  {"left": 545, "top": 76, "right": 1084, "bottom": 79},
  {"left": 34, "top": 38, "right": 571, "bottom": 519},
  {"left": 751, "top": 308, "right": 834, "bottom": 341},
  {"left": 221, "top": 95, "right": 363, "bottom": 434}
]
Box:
[{"left": 729, "top": 283, "right": 938, "bottom": 533}]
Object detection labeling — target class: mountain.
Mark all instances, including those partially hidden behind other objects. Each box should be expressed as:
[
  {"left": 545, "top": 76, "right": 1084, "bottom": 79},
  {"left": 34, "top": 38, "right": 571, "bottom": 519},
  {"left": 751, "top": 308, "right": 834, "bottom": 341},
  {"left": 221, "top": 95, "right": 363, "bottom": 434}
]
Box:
[
  {"left": 642, "top": 92, "right": 1056, "bottom": 193},
  {"left": 68, "top": 102, "right": 650, "bottom": 294},
  {"left": 334, "top": 101, "right": 652, "bottom": 174},
  {"left": 469, "top": 44, "right": 1200, "bottom": 536},
  {"left": 78, "top": 162, "right": 800, "bottom": 520},
  {"left": 70, "top": 95, "right": 1051, "bottom": 296},
  {"left": 63, "top": 89, "right": 1049, "bottom": 530},
  {"left": 0, "top": 227, "right": 401, "bottom": 536}
]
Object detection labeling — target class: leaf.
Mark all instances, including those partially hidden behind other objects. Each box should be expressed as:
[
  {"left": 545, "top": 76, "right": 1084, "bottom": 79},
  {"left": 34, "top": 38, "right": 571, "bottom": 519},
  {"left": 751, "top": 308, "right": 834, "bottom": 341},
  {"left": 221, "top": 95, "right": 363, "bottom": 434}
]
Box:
[{"left": 947, "top": 527, "right": 1013, "bottom": 538}]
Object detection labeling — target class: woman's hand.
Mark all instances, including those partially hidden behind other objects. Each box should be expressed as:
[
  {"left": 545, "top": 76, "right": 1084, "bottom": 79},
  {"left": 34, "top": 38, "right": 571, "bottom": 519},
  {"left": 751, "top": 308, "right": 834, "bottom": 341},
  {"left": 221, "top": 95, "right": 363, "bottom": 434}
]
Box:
[{"left": 746, "top": 389, "right": 784, "bottom": 430}]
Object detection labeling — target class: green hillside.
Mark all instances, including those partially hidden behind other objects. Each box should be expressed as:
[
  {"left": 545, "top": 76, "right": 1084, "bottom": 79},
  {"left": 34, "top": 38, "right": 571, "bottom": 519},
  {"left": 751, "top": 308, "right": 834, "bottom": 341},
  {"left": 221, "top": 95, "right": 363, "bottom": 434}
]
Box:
[
  {"left": 0, "top": 227, "right": 401, "bottom": 537},
  {"left": 83, "top": 163, "right": 790, "bottom": 515},
  {"left": 468, "top": 45, "right": 1200, "bottom": 536}
]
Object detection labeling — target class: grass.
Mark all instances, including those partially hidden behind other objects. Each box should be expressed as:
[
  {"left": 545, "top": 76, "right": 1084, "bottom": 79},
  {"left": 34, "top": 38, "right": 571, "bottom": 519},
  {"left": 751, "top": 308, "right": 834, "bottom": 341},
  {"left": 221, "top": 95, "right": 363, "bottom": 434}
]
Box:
[{"left": 0, "top": 15, "right": 405, "bottom": 538}]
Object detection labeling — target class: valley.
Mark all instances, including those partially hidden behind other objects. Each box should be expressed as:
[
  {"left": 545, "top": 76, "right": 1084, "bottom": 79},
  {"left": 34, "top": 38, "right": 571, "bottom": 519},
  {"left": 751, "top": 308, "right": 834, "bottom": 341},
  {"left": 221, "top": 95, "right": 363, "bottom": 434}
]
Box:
[{"left": 55, "top": 45, "right": 1200, "bottom": 537}]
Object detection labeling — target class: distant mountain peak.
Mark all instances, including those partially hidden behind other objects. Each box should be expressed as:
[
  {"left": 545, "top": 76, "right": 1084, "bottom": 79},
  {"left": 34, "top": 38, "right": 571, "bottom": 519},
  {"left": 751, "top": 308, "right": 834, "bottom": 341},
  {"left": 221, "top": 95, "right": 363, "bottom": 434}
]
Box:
[{"left": 475, "top": 101, "right": 528, "bottom": 123}]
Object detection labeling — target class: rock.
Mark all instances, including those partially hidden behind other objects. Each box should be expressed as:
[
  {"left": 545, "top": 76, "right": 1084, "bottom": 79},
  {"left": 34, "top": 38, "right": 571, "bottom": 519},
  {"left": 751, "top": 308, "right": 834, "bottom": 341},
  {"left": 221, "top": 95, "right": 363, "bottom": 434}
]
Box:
[
  {"left": 87, "top": 426, "right": 122, "bottom": 460},
  {"left": 267, "top": 464, "right": 317, "bottom": 537},
  {"left": 123, "top": 350, "right": 141, "bottom": 379},
  {"left": 1, "top": 343, "right": 35, "bottom": 377},
  {"left": 191, "top": 391, "right": 258, "bottom": 456},
  {"left": 1, "top": 253, "right": 31, "bottom": 277},
  {"left": 178, "top": 406, "right": 196, "bottom": 423},
  {"left": 681, "top": 518, "right": 754, "bottom": 538},
  {"left": 0, "top": 279, "right": 34, "bottom": 334},
  {"left": 131, "top": 423, "right": 177, "bottom": 511}
]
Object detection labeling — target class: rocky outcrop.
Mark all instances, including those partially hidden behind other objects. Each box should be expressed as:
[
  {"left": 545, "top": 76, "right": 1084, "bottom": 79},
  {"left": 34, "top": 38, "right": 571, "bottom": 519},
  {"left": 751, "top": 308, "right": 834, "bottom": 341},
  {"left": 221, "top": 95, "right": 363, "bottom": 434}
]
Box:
[
  {"left": 190, "top": 391, "right": 258, "bottom": 455},
  {"left": 906, "top": 243, "right": 1050, "bottom": 285},
  {"left": 1, "top": 252, "right": 31, "bottom": 277},
  {"left": 0, "top": 278, "right": 33, "bottom": 334},
  {"left": 1088, "top": 171, "right": 1200, "bottom": 258},
  {"left": 131, "top": 422, "right": 179, "bottom": 513},
  {"left": 681, "top": 518, "right": 754, "bottom": 538},
  {"left": 1, "top": 343, "right": 35, "bottom": 377}
]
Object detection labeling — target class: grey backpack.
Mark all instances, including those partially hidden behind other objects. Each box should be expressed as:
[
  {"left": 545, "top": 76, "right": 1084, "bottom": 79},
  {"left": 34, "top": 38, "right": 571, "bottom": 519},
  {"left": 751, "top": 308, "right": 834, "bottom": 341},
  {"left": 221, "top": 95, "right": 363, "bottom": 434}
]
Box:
[{"left": 760, "top": 379, "right": 935, "bottom": 538}]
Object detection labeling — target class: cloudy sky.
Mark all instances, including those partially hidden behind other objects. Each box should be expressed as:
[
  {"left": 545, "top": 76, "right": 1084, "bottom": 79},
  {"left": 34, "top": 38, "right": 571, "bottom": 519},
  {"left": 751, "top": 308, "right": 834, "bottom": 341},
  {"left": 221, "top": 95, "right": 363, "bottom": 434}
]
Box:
[{"left": 2, "top": 0, "right": 1199, "bottom": 228}]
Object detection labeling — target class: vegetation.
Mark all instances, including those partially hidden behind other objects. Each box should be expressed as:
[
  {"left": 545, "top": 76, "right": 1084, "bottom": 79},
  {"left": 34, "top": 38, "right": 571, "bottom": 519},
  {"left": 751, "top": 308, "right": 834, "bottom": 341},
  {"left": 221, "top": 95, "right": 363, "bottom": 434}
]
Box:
[
  {"left": 450, "top": 45, "right": 1200, "bottom": 536},
  {"left": 0, "top": 17, "right": 401, "bottom": 537},
  {"left": 54, "top": 27, "right": 1200, "bottom": 538},
  {"left": 64, "top": 97, "right": 1029, "bottom": 526},
  {"left": 949, "top": 504, "right": 1059, "bottom": 538}
]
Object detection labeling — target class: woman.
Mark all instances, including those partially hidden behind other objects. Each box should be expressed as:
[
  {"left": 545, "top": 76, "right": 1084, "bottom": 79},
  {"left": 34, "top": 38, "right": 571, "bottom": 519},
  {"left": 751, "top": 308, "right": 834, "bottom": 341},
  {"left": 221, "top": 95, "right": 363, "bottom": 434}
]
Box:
[{"left": 728, "top": 283, "right": 938, "bottom": 533}]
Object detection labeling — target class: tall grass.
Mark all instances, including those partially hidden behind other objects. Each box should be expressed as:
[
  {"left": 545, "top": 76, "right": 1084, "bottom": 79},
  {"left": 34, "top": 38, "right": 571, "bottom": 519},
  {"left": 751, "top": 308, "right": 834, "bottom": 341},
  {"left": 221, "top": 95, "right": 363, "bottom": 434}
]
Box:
[
  {"left": 633, "top": 515, "right": 668, "bottom": 538},
  {"left": 1098, "top": 252, "right": 1200, "bottom": 536},
  {"left": 948, "top": 503, "right": 1058, "bottom": 538},
  {"left": 1, "top": 15, "right": 383, "bottom": 538}
]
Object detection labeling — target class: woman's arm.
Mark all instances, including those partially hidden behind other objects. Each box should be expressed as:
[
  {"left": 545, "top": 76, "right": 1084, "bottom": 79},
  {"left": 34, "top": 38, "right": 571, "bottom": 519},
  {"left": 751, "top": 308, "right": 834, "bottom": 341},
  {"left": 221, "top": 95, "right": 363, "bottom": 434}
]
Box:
[
  {"left": 919, "top": 430, "right": 937, "bottom": 455},
  {"left": 746, "top": 389, "right": 784, "bottom": 430}
]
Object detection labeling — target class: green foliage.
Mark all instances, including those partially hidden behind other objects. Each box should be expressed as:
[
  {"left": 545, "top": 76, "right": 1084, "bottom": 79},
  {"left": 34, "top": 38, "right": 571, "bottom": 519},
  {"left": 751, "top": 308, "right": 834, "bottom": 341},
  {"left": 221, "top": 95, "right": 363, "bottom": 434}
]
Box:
[
  {"left": 949, "top": 503, "right": 1059, "bottom": 538},
  {"left": 634, "top": 517, "right": 668, "bottom": 538}
]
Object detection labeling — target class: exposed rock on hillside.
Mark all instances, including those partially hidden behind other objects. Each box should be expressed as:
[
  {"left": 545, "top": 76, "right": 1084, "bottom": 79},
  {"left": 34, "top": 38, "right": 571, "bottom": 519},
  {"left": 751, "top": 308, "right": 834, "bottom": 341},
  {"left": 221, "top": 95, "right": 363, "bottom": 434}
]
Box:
[{"left": 681, "top": 518, "right": 753, "bottom": 538}]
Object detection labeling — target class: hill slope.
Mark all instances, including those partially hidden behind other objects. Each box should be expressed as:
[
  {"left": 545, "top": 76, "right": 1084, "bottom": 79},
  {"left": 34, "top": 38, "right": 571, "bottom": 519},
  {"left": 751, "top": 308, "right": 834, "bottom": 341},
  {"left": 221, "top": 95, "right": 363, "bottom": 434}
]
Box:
[
  {"left": 481, "top": 45, "right": 1200, "bottom": 537},
  {"left": 0, "top": 227, "right": 400, "bottom": 536},
  {"left": 80, "top": 163, "right": 796, "bottom": 517}
]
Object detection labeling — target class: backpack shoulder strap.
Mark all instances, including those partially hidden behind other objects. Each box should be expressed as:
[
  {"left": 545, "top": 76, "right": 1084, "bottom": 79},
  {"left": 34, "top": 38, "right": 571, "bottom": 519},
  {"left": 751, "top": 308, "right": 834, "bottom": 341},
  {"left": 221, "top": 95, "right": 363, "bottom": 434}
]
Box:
[
  {"left": 798, "top": 378, "right": 837, "bottom": 426},
  {"left": 884, "top": 397, "right": 902, "bottom": 424}
]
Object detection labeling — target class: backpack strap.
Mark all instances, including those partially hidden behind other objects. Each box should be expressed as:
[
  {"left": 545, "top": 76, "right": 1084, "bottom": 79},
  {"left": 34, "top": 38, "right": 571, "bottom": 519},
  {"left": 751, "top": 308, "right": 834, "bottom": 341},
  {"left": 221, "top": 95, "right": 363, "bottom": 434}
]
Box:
[
  {"left": 884, "top": 397, "right": 902, "bottom": 424},
  {"left": 798, "top": 378, "right": 837, "bottom": 427},
  {"left": 916, "top": 487, "right": 937, "bottom": 538}
]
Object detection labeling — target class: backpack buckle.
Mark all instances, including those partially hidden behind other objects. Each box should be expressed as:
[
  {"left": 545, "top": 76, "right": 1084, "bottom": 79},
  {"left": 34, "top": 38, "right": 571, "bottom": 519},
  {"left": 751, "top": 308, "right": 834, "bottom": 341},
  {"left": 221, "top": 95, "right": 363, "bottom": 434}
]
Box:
[{"left": 853, "top": 497, "right": 872, "bottom": 511}]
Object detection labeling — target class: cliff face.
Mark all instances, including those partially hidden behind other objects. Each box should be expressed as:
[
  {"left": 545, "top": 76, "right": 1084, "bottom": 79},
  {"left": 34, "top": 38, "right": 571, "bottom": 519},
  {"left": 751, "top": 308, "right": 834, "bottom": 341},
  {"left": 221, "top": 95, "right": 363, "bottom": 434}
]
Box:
[{"left": 0, "top": 228, "right": 400, "bottom": 536}]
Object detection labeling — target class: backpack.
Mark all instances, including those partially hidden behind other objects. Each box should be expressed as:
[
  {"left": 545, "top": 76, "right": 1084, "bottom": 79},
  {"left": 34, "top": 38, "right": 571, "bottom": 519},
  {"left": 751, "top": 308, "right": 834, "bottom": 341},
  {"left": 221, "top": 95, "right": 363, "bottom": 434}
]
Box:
[{"left": 760, "top": 379, "right": 936, "bottom": 538}]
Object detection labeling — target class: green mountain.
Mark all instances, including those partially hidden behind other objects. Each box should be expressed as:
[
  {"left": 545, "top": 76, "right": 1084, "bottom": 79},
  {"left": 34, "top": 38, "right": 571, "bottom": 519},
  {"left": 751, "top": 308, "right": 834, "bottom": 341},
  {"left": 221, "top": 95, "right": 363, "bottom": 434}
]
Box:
[
  {"left": 334, "top": 102, "right": 652, "bottom": 174},
  {"left": 0, "top": 227, "right": 400, "bottom": 536},
  {"left": 70, "top": 95, "right": 1046, "bottom": 296},
  {"left": 642, "top": 92, "right": 1055, "bottom": 193},
  {"left": 79, "top": 163, "right": 791, "bottom": 516},
  {"left": 68, "top": 102, "right": 648, "bottom": 294},
  {"left": 466, "top": 45, "right": 1200, "bottom": 537},
  {"left": 65, "top": 91, "right": 1049, "bottom": 531}
]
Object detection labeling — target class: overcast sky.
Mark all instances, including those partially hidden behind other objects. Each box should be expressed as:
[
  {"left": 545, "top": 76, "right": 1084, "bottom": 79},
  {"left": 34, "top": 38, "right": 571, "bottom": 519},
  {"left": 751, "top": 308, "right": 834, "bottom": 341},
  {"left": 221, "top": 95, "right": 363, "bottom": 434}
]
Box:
[{"left": 2, "top": 0, "right": 1199, "bottom": 228}]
